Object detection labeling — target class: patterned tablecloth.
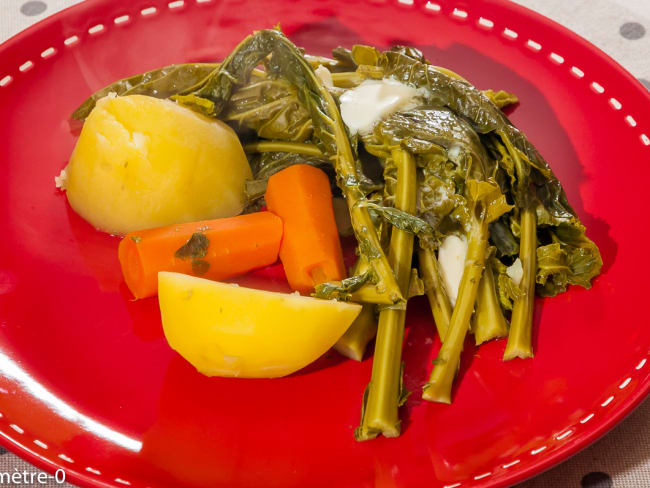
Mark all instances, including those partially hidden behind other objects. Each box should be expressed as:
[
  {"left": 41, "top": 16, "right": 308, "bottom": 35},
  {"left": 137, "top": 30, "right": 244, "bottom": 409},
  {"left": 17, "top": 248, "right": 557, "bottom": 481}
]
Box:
[{"left": 1, "top": 1, "right": 649, "bottom": 487}]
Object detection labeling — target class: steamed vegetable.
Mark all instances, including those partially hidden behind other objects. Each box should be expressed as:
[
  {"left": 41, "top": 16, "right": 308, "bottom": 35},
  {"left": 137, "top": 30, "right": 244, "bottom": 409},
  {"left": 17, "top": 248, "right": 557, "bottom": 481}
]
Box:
[
  {"left": 364, "top": 105, "right": 511, "bottom": 405},
  {"left": 243, "top": 145, "right": 330, "bottom": 206},
  {"left": 473, "top": 262, "right": 509, "bottom": 345},
  {"left": 171, "top": 29, "right": 405, "bottom": 305},
  {"left": 224, "top": 76, "right": 313, "bottom": 141},
  {"left": 72, "top": 63, "right": 224, "bottom": 120},
  {"left": 504, "top": 207, "right": 537, "bottom": 359},
  {"left": 348, "top": 45, "right": 600, "bottom": 364},
  {"left": 159, "top": 272, "right": 362, "bottom": 378},
  {"left": 356, "top": 148, "right": 417, "bottom": 440},
  {"left": 418, "top": 246, "right": 452, "bottom": 341},
  {"left": 119, "top": 212, "right": 282, "bottom": 299},
  {"left": 71, "top": 30, "right": 603, "bottom": 441},
  {"left": 423, "top": 179, "right": 511, "bottom": 403},
  {"left": 334, "top": 304, "right": 377, "bottom": 361},
  {"left": 64, "top": 94, "right": 251, "bottom": 235},
  {"left": 265, "top": 164, "right": 346, "bottom": 294},
  {"left": 483, "top": 89, "right": 519, "bottom": 109}
]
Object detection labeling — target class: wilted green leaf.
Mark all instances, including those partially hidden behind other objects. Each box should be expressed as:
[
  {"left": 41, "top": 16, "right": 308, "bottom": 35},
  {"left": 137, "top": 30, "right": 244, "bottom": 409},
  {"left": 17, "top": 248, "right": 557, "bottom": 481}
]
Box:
[
  {"left": 72, "top": 63, "right": 220, "bottom": 119},
  {"left": 482, "top": 89, "right": 519, "bottom": 109}
]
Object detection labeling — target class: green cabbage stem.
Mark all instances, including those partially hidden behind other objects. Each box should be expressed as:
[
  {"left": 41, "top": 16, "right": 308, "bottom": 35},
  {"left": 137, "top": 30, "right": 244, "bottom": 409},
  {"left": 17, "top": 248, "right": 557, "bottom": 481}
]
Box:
[
  {"left": 243, "top": 141, "right": 323, "bottom": 157},
  {"left": 418, "top": 245, "right": 452, "bottom": 341},
  {"left": 422, "top": 209, "right": 489, "bottom": 404},
  {"left": 335, "top": 304, "right": 377, "bottom": 361},
  {"left": 504, "top": 206, "right": 537, "bottom": 360},
  {"left": 474, "top": 265, "right": 509, "bottom": 345},
  {"left": 356, "top": 149, "right": 416, "bottom": 440}
]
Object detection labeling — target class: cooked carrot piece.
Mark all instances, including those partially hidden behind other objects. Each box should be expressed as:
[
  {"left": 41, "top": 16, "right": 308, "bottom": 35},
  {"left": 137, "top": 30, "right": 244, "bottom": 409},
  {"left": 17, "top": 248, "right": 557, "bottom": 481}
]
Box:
[
  {"left": 118, "top": 212, "right": 283, "bottom": 299},
  {"left": 265, "top": 164, "right": 346, "bottom": 294}
]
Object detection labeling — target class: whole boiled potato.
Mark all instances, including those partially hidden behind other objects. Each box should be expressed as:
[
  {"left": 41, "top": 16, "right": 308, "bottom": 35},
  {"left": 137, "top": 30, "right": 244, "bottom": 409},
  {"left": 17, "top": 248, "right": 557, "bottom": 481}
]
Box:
[{"left": 62, "top": 94, "right": 252, "bottom": 235}]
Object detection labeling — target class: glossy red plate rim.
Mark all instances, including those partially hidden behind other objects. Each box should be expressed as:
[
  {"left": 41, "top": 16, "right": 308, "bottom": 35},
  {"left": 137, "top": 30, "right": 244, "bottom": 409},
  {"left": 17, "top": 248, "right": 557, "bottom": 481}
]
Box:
[{"left": 1, "top": 1, "right": 649, "bottom": 487}]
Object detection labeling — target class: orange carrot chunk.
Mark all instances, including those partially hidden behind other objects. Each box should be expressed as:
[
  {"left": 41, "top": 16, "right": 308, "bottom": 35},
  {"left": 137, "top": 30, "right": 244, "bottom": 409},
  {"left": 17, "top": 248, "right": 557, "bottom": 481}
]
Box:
[
  {"left": 265, "top": 164, "right": 346, "bottom": 294},
  {"left": 118, "top": 212, "right": 283, "bottom": 299}
]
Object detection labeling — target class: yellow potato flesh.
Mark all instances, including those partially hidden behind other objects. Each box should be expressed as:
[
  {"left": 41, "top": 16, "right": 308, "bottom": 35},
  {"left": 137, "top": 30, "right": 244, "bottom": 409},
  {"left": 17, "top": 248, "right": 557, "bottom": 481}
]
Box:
[
  {"left": 158, "top": 272, "right": 362, "bottom": 378},
  {"left": 64, "top": 95, "right": 251, "bottom": 235}
]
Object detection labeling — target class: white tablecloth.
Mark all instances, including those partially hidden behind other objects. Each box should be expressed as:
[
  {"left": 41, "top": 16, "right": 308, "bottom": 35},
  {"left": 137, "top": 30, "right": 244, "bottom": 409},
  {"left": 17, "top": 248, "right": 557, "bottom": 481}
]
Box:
[{"left": 1, "top": 1, "right": 649, "bottom": 487}]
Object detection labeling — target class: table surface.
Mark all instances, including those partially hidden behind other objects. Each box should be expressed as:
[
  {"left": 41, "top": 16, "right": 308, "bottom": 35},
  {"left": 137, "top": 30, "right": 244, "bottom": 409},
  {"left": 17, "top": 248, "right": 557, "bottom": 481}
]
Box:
[{"left": 1, "top": 0, "right": 649, "bottom": 487}]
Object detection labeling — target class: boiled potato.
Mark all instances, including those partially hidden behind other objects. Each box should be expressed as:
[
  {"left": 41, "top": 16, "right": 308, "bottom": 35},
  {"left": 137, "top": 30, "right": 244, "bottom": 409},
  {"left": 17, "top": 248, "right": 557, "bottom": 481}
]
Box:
[
  {"left": 158, "top": 272, "right": 362, "bottom": 378},
  {"left": 62, "top": 94, "right": 251, "bottom": 235}
]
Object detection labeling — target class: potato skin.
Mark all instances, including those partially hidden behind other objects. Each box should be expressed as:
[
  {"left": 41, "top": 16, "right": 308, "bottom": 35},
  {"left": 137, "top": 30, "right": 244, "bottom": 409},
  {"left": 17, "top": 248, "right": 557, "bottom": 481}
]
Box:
[{"left": 64, "top": 94, "right": 252, "bottom": 235}]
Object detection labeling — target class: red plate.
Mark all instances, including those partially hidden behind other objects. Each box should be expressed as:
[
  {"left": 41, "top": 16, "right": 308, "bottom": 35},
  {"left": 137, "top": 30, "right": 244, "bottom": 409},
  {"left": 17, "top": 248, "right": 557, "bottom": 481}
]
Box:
[{"left": 1, "top": 0, "right": 649, "bottom": 486}]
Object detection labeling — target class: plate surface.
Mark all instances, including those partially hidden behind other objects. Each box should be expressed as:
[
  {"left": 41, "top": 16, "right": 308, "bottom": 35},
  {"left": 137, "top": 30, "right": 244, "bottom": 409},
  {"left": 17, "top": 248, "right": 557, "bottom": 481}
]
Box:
[{"left": 1, "top": 0, "right": 649, "bottom": 487}]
